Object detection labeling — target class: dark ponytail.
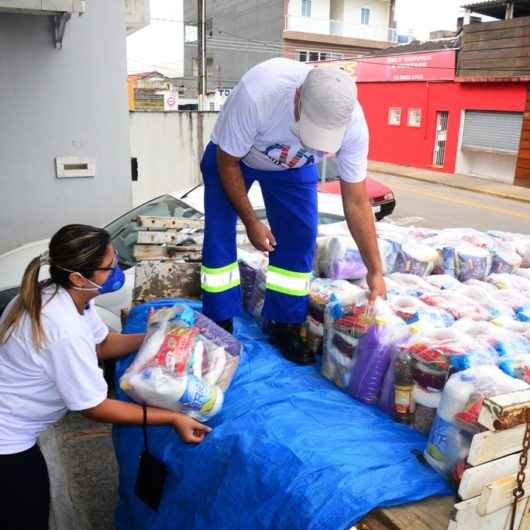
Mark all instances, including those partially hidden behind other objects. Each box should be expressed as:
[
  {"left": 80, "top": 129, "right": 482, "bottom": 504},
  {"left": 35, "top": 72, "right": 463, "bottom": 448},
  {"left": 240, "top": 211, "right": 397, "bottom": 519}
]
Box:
[{"left": 0, "top": 224, "right": 110, "bottom": 349}]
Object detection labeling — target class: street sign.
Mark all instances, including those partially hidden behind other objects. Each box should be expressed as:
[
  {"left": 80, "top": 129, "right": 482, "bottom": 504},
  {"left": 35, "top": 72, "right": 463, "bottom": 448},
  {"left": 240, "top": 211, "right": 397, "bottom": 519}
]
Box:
[{"left": 164, "top": 93, "right": 179, "bottom": 111}]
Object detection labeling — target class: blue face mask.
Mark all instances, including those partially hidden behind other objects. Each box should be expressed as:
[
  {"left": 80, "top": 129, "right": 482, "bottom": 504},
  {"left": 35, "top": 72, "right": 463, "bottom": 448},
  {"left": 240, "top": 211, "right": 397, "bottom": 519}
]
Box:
[
  {"left": 93, "top": 264, "right": 126, "bottom": 295},
  {"left": 58, "top": 255, "right": 126, "bottom": 295}
]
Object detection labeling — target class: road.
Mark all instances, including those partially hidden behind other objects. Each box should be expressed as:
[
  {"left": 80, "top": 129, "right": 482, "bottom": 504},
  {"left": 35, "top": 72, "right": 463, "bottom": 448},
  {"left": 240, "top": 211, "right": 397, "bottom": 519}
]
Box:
[{"left": 370, "top": 172, "right": 530, "bottom": 233}]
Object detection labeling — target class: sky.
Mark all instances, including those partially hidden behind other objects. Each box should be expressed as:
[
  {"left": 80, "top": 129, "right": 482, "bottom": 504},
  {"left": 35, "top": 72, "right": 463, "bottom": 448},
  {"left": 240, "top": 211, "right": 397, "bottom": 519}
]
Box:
[
  {"left": 126, "top": 0, "right": 478, "bottom": 75},
  {"left": 395, "top": 0, "right": 470, "bottom": 40},
  {"left": 126, "top": 0, "right": 183, "bottom": 77}
]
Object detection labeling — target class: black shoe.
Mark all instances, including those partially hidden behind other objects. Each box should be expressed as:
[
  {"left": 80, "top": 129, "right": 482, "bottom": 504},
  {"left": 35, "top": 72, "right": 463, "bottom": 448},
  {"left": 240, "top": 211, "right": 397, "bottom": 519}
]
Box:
[
  {"left": 215, "top": 318, "right": 233, "bottom": 334},
  {"left": 270, "top": 322, "right": 315, "bottom": 365}
]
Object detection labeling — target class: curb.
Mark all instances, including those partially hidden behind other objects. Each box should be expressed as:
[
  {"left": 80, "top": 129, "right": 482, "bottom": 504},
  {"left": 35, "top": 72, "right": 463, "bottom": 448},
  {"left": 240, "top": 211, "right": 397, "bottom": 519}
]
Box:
[{"left": 368, "top": 166, "right": 530, "bottom": 205}]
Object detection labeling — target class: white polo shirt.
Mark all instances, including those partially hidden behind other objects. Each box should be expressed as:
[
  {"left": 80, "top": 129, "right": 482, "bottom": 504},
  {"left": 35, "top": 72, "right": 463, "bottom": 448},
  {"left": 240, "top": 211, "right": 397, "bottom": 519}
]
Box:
[
  {"left": 211, "top": 57, "right": 369, "bottom": 183},
  {"left": 0, "top": 286, "right": 108, "bottom": 454}
]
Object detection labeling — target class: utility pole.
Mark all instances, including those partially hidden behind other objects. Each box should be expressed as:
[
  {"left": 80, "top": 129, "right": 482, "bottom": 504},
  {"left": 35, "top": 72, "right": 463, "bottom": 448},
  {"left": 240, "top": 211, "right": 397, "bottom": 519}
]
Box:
[{"left": 197, "top": 0, "right": 207, "bottom": 111}]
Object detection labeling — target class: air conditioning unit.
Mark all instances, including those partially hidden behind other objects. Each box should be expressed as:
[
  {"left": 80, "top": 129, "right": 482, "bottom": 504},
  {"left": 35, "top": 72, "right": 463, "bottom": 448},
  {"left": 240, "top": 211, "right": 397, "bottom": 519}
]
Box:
[{"left": 0, "top": 1, "right": 86, "bottom": 15}]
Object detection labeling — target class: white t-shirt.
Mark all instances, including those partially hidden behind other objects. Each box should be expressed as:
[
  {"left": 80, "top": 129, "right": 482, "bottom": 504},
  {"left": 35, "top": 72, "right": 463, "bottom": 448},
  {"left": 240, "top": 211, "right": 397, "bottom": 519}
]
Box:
[
  {"left": 211, "top": 57, "right": 369, "bottom": 183},
  {"left": 0, "top": 286, "right": 109, "bottom": 454}
]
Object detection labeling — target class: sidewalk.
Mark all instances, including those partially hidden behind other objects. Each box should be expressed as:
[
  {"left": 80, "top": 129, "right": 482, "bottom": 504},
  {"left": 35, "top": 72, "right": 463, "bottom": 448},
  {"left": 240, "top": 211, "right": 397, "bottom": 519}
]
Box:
[{"left": 368, "top": 161, "right": 530, "bottom": 204}]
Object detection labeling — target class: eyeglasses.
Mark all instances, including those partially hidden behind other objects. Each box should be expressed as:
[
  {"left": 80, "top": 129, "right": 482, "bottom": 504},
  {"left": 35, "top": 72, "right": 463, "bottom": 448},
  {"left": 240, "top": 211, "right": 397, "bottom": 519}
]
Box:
[{"left": 75, "top": 253, "right": 119, "bottom": 273}]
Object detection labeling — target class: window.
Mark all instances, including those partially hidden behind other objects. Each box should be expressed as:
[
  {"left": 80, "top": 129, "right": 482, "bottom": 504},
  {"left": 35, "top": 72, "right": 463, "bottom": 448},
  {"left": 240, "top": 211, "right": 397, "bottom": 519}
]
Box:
[
  {"left": 104, "top": 195, "right": 203, "bottom": 269},
  {"left": 298, "top": 50, "right": 336, "bottom": 62},
  {"left": 408, "top": 108, "right": 422, "bottom": 127},
  {"left": 185, "top": 25, "right": 197, "bottom": 43},
  {"left": 301, "top": 0, "right": 311, "bottom": 17},
  {"left": 209, "top": 101, "right": 215, "bottom": 111},
  {"left": 361, "top": 7, "right": 370, "bottom": 25},
  {"left": 388, "top": 107, "right": 401, "bottom": 126}
]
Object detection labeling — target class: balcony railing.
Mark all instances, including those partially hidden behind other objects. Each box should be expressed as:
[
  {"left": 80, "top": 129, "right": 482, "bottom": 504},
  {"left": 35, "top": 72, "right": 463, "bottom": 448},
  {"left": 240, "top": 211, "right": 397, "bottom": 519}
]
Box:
[{"left": 285, "top": 15, "right": 397, "bottom": 43}]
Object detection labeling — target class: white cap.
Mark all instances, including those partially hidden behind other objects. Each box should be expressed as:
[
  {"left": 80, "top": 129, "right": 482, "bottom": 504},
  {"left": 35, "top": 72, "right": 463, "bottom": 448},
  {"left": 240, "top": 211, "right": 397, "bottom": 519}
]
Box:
[{"left": 292, "top": 66, "right": 357, "bottom": 154}]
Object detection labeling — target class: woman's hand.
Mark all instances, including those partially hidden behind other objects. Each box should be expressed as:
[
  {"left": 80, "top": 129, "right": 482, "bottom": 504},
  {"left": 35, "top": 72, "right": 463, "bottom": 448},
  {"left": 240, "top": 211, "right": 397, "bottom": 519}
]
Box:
[{"left": 173, "top": 413, "right": 212, "bottom": 444}]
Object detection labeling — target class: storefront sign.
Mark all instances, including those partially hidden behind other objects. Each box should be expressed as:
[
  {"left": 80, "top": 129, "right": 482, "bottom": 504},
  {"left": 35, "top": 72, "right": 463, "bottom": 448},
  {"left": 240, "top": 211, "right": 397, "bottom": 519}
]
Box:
[{"left": 356, "top": 50, "right": 456, "bottom": 82}]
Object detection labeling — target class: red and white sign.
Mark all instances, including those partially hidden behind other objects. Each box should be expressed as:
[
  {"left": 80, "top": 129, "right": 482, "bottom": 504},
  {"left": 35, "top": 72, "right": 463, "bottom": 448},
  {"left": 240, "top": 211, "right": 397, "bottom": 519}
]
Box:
[
  {"left": 164, "top": 93, "right": 179, "bottom": 111},
  {"left": 356, "top": 50, "right": 456, "bottom": 82}
]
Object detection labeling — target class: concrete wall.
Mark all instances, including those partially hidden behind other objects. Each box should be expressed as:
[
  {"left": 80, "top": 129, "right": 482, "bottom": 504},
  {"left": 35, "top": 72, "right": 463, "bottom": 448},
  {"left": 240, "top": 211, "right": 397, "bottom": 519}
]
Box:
[
  {"left": 129, "top": 111, "right": 218, "bottom": 206},
  {"left": 182, "top": 0, "right": 284, "bottom": 98},
  {"left": 0, "top": 0, "right": 131, "bottom": 254},
  {"left": 456, "top": 149, "right": 518, "bottom": 184}
]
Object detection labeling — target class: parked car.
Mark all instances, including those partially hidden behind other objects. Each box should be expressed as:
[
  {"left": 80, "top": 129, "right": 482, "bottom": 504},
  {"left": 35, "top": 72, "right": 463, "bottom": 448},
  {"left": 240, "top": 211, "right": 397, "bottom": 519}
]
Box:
[
  {"left": 0, "top": 176, "right": 394, "bottom": 329},
  {"left": 317, "top": 157, "right": 396, "bottom": 221}
]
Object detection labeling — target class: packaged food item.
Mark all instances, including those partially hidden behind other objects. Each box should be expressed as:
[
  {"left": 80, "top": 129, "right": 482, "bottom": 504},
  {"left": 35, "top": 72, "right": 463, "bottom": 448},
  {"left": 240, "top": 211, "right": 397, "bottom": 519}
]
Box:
[
  {"left": 424, "top": 366, "right": 528, "bottom": 483},
  {"left": 321, "top": 288, "right": 368, "bottom": 389},
  {"left": 491, "top": 241, "right": 522, "bottom": 274},
  {"left": 347, "top": 299, "right": 409, "bottom": 405},
  {"left": 454, "top": 242, "right": 492, "bottom": 282},
  {"left": 238, "top": 250, "right": 268, "bottom": 323},
  {"left": 120, "top": 305, "right": 240, "bottom": 422},
  {"left": 306, "top": 279, "right": 362, "bottom": 355},
  {"left": 394, "top": 242, "right": 439, "bottom": 277},
  {"left": 413, "top": 385, "right": 441, "bottom": 436}
]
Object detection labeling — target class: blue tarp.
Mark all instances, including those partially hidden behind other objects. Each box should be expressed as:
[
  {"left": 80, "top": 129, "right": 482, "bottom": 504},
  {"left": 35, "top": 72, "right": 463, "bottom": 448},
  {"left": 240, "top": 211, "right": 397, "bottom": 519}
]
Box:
[{"left": 113, "top": 299, "right": 453, "bottom": 530}]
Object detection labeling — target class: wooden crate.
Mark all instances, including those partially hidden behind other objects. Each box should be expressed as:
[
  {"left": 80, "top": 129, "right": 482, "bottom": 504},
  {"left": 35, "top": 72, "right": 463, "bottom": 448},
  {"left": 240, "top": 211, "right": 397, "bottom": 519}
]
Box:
[{"left": 357, "top": 390, "right": 530, "bottom": 530}]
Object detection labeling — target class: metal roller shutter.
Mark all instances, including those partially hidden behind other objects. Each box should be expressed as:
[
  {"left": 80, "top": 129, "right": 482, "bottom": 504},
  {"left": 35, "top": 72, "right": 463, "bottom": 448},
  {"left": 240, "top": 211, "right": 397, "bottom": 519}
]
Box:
[{"left": 462, "top": 111, "right": 523, "bottom": 152}]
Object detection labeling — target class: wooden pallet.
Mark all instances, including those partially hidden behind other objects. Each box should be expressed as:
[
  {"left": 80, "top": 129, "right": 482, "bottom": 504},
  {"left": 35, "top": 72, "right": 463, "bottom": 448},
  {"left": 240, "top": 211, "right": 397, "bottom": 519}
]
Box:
[
  {"left": 132, "top": 216, "right": 203, "bottom": 304},
  {"left": 357, "top": 390, "right": 530, "bottom": 530}
]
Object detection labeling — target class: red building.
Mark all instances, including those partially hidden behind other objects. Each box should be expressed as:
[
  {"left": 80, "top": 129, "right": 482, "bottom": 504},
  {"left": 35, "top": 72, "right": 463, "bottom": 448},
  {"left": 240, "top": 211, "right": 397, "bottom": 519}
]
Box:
[{"left": 356, "top": 48, "right": 528, "bottom": 185}]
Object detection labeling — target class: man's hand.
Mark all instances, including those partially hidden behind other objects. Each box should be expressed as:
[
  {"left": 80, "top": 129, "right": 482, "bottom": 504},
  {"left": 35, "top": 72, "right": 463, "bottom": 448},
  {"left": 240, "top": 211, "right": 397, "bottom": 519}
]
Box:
[
  {"left": 366, "top": 270, "right": 387, "bottom": 304},
  {"left": 173, "top": 413, "right": 212, "bottom": 444},
  {"left": 246, "top": 219, "right": 277, "bottom": 253}
]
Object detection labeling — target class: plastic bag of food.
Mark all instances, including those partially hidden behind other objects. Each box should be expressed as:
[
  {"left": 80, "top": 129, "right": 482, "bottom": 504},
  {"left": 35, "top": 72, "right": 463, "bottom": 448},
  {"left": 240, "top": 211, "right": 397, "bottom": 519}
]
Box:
[
  {"left": 394, "top": 242, "right": 439, "bottom": 276},
  {"left": 489, "top": 230, "right": 530, "bottom": 268},
  {"left": 316, "top": 236, "right": 367, "bottom": 280},
  {"left": 425, "top": 275, "right": 462, "bottom": 291},
  {"left": 389, "top": 295, "right": 454, "bottom": 332},
  {"left": 321, "top": 288, "right": 368, "bottom": 388},
  {"left": 487, "top": 273, "right": 530, "bottom": 296},
  {"left": 463, "top": 278, "right": 499, "bottom": 292},
  {"left": 425, "top": 366, "right": 528, "bottom": 483},
  {"left": 120, "top": 305, "right": 240, "bottom": 421},
  {"left": 459, "top": 285, "right": 513, "bottom": 320},
  {"left": 420, "top": 291, "right": 490, "bottom": 321},
  {"left": 306, "top": 279, "right": 361, "bottom": 355},
  {"left": 347, "top": 299, "right": 409, "bottom": 405},
  {"left": 388, "top": 272, "right": 437, "bottom": 297},
  {"left": 238, "top": 250, "right": 268, "bottom": 312},
  {"left": 516, "top": 268, "right": 530, "bottom": 280},
  {"left": 491, "top": 240, "right": 522, "bottom": 274},
  {"left": 404, "top": 327, "right": 497, "bottom": 393},
  {"left": 454, "top": 242, "right": 492, "bottom": 282}
]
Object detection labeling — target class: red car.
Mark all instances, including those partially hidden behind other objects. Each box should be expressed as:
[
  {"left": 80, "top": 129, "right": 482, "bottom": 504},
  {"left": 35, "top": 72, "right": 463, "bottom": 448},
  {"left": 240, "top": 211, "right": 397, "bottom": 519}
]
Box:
[{"left": 317, "top": 158, "right": 396, "bottom": 221}]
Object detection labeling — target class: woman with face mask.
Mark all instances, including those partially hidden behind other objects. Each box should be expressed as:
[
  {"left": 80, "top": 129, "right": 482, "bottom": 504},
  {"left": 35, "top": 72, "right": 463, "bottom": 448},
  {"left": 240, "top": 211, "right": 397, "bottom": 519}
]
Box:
[{"left": 0, "top": 224, "right": 211, "bottom": 530}]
